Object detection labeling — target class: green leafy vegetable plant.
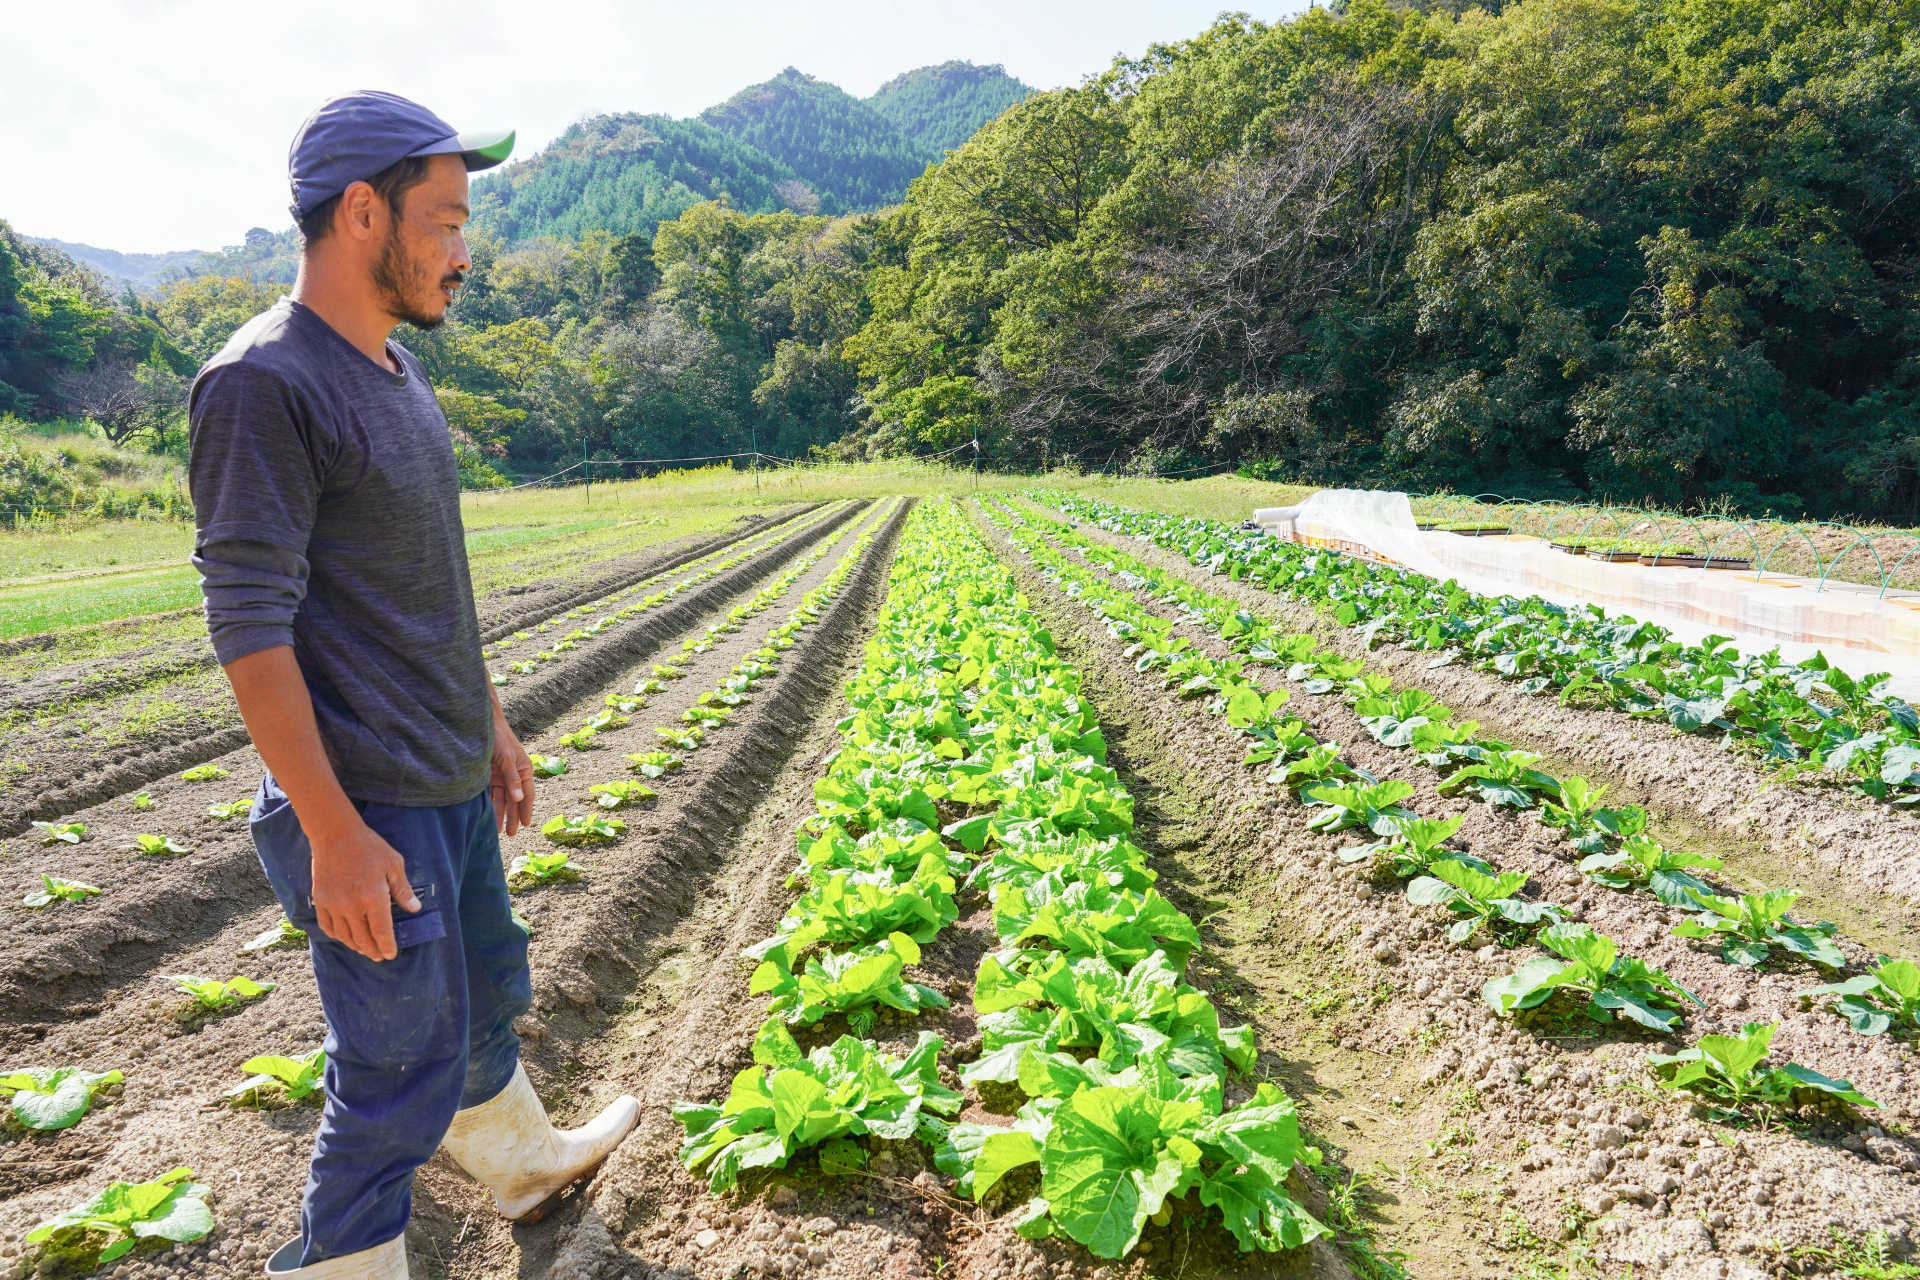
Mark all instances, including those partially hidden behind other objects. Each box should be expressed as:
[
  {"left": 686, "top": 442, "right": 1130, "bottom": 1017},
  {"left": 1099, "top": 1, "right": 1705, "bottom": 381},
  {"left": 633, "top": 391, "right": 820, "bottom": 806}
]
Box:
[
  {"left": 556, "top": 729, "right": 598, "bottom": 751},
  {"left": 541, "top": 813, "right": 625, "bottom": 847},
  {"left": 133, "top": 835, "right": 193, "bottom": 856},
  {"left": 1270, "top": 743, "right": 1364, "bottom": 792},
  {"left": 587, "top": 780, "right": 656, "bottom": 809},
  {"left": 225, "top": 1050, "right": 325, "bottom": 1106},
  {"left": 1408, "top": 860, "right": 1561, "bottom": 944},
  {"left": 1673, "top": 888, "right": 1845, "bottom": 968},
  {"left": 25, "top": 1166, "right": 213, "bottom": 1265},
  {"left": 206, "top": 798, "right": 251, "bottom": 820},
  {"left": 1437, "top": 749, "right": 1559, "bottom": 809},
  {"left": 508, "top": 850, "right": 582, "bottom": 889},
  {"left": 530, "top": 755, "right": 568, "bottom": 777},
  {"left": 1541, "top": 778, "right": 1646, "bottom": 853},
  {"left": 1300, "top": 779, "right": 1417, "bottom": 834},
  {"left": 1648, "top": 1022, "right": 1878, "bottom": 1119},
  {"left": 24, "top": 874, "right": 101, "bottom": 908},
  {"left": 1339, "top": 815, "right": 1465, "bottom": 877},
  {"left": 168, "top": 975, "right": 274, "bottom": 1011},
  {"left": 672, "top": 1018, "right": 962, "bottom": 1193},
  {"left": 626, "top": 750, "right": 682, "bottom": 778},
  {"left": 1580, "top": 834, "right": 1722, "bottom": 906},
  {"left": 605, "top": 694, "right": 644, "bottom": 713},
  {"left": 34, "top": 820, "right": 86, "bottom": 845},
  {"left": 180, "top": 766, "right": 229, "bottom": 783},
  {"left": 130, "top": 792, "right": 154, "bottom": 811},
  {"left": 1482, "top": 923, "right": 1702, "bottom": 1031},
  {"left": 657, "top": 726, "right": 704, "bottom": 750},
  {"left": 240, "top": 916, "right": 306, "bottom": 952},
  {"left": 1799, "top": 959, "right": 1920, "bottom": 1036},
  {"left": 751, "top": 932, "right": 949, "bottom": 1032},
  {"left": 0, "top": 1068, "right": 123, "bottom": 1130}
]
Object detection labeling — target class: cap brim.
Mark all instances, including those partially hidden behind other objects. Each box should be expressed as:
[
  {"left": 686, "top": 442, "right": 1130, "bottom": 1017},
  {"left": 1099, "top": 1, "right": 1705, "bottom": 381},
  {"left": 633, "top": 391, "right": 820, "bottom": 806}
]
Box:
[{"left": 409, "top": 128, "right": 515, "bottom": 172}]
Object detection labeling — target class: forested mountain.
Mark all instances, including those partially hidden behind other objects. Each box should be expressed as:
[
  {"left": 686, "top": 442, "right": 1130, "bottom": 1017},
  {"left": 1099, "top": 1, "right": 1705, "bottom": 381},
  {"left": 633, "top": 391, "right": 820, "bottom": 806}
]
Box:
[
  {"left": 867, "top": 61, "right": 1031, "bottom": 158},
  {"left": 699, "top": 68, "right": 923, "bottom": 212},
  {"left": 24, "top": 240, "right": 207, "bottom": 291}
]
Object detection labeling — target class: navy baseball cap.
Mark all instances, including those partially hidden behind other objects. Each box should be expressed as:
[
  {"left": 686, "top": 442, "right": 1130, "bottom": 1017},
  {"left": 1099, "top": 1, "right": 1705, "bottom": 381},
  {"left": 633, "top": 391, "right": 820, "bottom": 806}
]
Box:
[{"left": 288, "top": 90, "right": 515, "bottom": 219}]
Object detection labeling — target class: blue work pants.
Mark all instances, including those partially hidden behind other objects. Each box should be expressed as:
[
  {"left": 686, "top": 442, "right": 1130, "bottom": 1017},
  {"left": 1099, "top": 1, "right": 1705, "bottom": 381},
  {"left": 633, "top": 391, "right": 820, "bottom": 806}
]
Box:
[{"left": 250, "top": 775, "right": 531, "bottom": 1264}]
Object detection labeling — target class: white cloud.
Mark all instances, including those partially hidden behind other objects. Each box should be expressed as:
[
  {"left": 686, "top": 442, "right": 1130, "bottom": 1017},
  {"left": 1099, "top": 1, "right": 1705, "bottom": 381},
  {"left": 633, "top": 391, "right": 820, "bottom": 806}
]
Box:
[{"left": 1, "top": 0, "right": 1305, "bottom": 253}]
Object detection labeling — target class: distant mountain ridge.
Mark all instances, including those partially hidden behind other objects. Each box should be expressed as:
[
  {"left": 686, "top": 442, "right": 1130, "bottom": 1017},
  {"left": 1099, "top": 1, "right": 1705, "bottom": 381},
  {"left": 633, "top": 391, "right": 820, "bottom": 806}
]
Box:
[
  {"left": 473, "top": 60, "right": 1032, "bottom": 242},
  {"left": 24, "top": 238, "right": 208, "bottom": 291}
]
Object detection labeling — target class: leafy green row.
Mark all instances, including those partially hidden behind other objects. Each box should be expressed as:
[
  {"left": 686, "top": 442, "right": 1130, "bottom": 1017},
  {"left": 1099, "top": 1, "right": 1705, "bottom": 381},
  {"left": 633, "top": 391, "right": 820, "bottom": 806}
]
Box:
[
  {"left": 485, "top": 501, "right": 853, "bottom": 685},
  {"left": 1036, "top": 490, "right": 1920, "bottom": 809},
  {"left": 995, "top": 497, "right": 1889, "bottom": 1117}
]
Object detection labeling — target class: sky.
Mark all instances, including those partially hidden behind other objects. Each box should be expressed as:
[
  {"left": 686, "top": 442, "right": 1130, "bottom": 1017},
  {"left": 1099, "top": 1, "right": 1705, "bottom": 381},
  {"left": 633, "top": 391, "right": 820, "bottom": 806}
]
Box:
[{"left": 4, "top": 0, "right": 1308, "bottom": 255}]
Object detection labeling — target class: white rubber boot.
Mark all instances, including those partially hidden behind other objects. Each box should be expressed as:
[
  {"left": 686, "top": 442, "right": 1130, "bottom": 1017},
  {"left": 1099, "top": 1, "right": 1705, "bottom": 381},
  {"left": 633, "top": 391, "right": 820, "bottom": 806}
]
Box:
[
  {"left": 439, "top": 1064, "right": 640, "bottom": 1222},
  {"left": 262, "top": 1234, "right": 407, "bottom": 1280}
]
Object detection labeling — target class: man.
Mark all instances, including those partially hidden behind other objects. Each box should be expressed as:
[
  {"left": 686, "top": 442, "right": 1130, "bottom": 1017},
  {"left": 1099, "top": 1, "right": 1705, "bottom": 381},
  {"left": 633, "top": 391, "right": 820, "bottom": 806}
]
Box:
[{"left": 188, "top": 91, "right": 639, "bottom": 1280}]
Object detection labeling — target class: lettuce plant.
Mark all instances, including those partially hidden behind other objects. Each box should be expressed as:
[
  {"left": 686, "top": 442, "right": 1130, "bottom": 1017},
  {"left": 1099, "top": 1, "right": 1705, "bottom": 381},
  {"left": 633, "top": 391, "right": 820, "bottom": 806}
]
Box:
[
  {"left": 133, "top": 835, "right": 193, "bottom": 856},
  {"left": 965, "top": 830, "right": 1157, "bottom": 897},
  {"left": 672, "top": 1018, "right": 962, "bottom": 1193},
  {"left": 1648, "top": 1022, "right": 1878, "bottom": 1118},
  {"left": 33, "top": 821, "right": 86, "bottom": 845},
  {"left": 1673, "top": 888, "right": 1844, "bottom": 968},
  {"left": 1408, "top": 860, "right": 1561, "bottom": 944},
  {"left": 990, "top": 879, "right": 1200, "bottom": 971},
  {"left": 508, "top": 850, "right": 582, "bottom": 889},
  {"left": 1482, "top": 924, "right": 1701, "bottom": 1031},
  {"left": 180, "top": 765, "right": 230, "bottom": 782},
  {"left": 226, "top": 1050, "right": 325, "bottom": 1106},
  {"left": 1799, "top": 959, "right": 1920, "bottom": 1036},
  {"left": 748, "top": 856, "right": 960, "bottom": 957},
  {"left": 588, "top": 780, "right": 656, "bottom": 810},
  {"left": 626, "top": 750, "right": 682, "bottom": 778},
  {"left": 750, "top": 932, "right": 949, "bottom": 1032},
  {"left": 168, "top": 975, "right": 273, "bottom": 1011},
  {"left": 25, "top": 874, "right": 100, "bottom": 908},
  {"left": 1580, "top": 835, "right": 1722, "bottom": 906},
  {"left": 25, "top": 1166, "right": 213, "bottom": 1265},
  {"left": 0, "top": 1068, "right": 122, "bottom": 1130},
  {"left": 541, "top": 814, "right": 625, "bottom": 847}
]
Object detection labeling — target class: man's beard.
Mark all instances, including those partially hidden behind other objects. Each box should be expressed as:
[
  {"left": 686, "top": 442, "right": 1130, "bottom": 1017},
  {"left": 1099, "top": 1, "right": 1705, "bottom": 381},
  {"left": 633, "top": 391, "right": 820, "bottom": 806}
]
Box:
[{"left": 373, "top": 225, "right": 461, "bottom": 330}]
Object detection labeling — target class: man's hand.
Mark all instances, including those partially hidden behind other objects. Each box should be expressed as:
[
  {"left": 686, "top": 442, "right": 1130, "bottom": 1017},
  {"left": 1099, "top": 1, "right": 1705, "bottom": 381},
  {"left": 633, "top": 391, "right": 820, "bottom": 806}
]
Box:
[
  {"left": 311, "top": 819, "right": 421, "bottom": 961},
  {"left": 490, "top": 690, "right": 535, "bottom": 836}
]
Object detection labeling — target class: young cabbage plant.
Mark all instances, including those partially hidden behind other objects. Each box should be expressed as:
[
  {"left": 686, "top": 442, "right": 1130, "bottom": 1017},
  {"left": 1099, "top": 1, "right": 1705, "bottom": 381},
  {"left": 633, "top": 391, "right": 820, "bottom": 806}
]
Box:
[
  {"left": 605, "top": 694, "right": 645, "bottom": 713},
  {"left": 633, "top": 678, "right": 665, "bottom": 695},
  {"left": 587, "top": 780, "right": 656, "bottom": 810},
  {"left": 1437, "top": 749, "right": 1559, "bottom": 809},
  {"left": 1799, "top": 959, "right": 1920, "bottom": 1036},
  {"left": 540, "top": 814, "right": 626, "bottom": 847},
  {"left": 1300, "top": 779, "right": 1417, "bottom": 834},
  {"left": 168, "top": 975, "right": 274, "bottom": 1011},
  {"left": 490, "top": 673, "right": 510, "bottom": 687},
  {"left": 180, "top": 766, "right": 230, "bottom": 783},
  {"left": 133, "top": 835, "right": 193, "bottom": 857},
  {"left": 24, "top": 874, "right": 101, "bottom": 908},
  {"left": 1338, "top": 815, "right": 1466, "bottom": 878},
  {"left": 225, "top": 1050, "right": 325, "bottom": 1107},
  {"left": 509, "top": 661, "right": 539, "bottom": 675},
  {"left": 25, "top": 1166, "right": 213, "bottom": 1265},
  {"left": 651, "top": 663, "right": 686, "bottom": 680},
  {"left": 657, "top": 726, "right": 704, "bottom": 750},
  {"left": 33, "top": 821, "right": 86, "bottom": 845},
  {"left": 240, "top": 915, "right": 306, "bottom": 952},
  {"left": 0, "top": 1067, "right": 123, "bottom": 1130},
  {"left": 1353, "top": 688, "right": 1452, "bottom": 748},
  {"left": 582, "top": 710, "right": 629, "bottom": 732},
  {"left": 1407, "top": 860, "right": 1561, "bottom": 944},
  {"left": 682, "top": 704, "right": 731, "bottom": 726},
  {"left": 625, "top": 750, "right": 683, "bottom": 778},
  {"left": 750, "top": 932, "right": 949, "bottom": 1033},
  {"left": 556, "top": 729, "right": 598, "bottom": 751},
  {"left": 508, "top": 850, "right": 584, "bottom": 889},
  {"left": 1673, "top": 888, "right": 1845, "bottom": 969},
  {"left": 1647, "top": 1022, "right": 1878, "bottom": 1120},
  {"left": 672, "top": 1018, "right": 962, "bottom": 1193},
  {"left": 1541, "top": 778, "right": 1647, "bottom": 853},
  {"left": 130, "top": 792, "right": 155, "bottom": 812},
  {"left": 1482, "top": 924, "right": 1702, "bottom": 1031},
  {"left": 1270, "top": 743, "right": 1369, "bottom": 792},
  {"left": 206, "top": 798, "right": 252, "bottom": 821},
  {"left": 1579, "top": 834, "right": 1722, "bottom": 906},
  {"left": 529, "top": 755, "right": 568, "bottom": 778}
]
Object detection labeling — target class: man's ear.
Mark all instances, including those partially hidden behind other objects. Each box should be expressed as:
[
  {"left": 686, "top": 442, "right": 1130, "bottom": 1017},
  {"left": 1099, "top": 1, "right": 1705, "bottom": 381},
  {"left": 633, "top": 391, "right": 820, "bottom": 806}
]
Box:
[{"left": 337, "top": 180, "right": 382, "bottom": 243}]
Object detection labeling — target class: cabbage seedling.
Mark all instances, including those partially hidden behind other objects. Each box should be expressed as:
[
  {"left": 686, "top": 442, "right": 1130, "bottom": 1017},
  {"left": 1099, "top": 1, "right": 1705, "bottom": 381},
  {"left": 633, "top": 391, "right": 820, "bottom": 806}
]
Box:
[
  {"left": 509, "top": 850, "right": 583, "bottom": 888},
  {"left": 605, "top": 694, "right": 644, "bottom": 713},
  {"left": 1580, "top": 834, "right": 1722, "bottom": 906},
  {"left": 652, "top": 663, "right": 686, "bottom": 679},
  {"left": 1300, "top": 779, "right": 1417, "bottom": 834},
  {"left": 541, "top": 814, "right": 626, "bottom": 847},
  {"left": 1648, "top": 1022, "right": 1878, "bottom": 1120},
  {"left": 657, "top": 726, "right": 703, "bottom": 750},
  {"left": 33, "top": 821, "right": 86, "bottom": 845},
  {"left": 557, "top": 729, "right": 598, "bottom": 751},
  {"left": 1672, "top": 887, "right": 1844, "bottom": 969},
  {"left": 1799, "top": 959, "right": 1920, "bottom": 1036},
  {"left": 206, "top": 798, "right": 252, "bottom": 820},
  {"left": 168, "top": 975, "right": 274, "bottom": 1011},
  {"left": 530, "top": 755, "right": 568, "bottom": 777},
  {"left": 588, "top": 780, "right": 656, "bottom": 810},
  {"left": 509, "top": 661, "right": 538, "bottom": 675},
  {"left": 1482, "top": 923, "right": 1701, "bottom": 1031},
  {"left": 633, "top": 678, "right": 664, "bottom": 695},
  {"left": 241, "top": 915, "right": 306, "bottom": 952},
  {"left": 134, "top": 835, "right": 193, "bottom": 856},
  {"left": 1338, "top": 815, "right": 1466, "bottom": 877},
  {"left": 130, "top": 792, "right": 154, "bottom": 812},
  {"left": 25, "top": 874, "right": 100, "bottom": 907},
  {"left": 1407, "top": 860, "right": 1562, "bottom": 944},
  {"left": 24, "top": 1165, "right": 213, "bottom": 1264},
  {"left": 490, "top": 673, "right": 509, "bottom": 687},
  {"left": 626, "top": 750, "right": 682, "bottom": 778},
  {"left": 0, "top": 1068, "right": 123, "bottom": 1130},
  {"left": 180, "top": 765, "right": 230, "bottom": 782},
  {"left": 682, "top": 704, "right": 730, "bottom": 726},
  {"left": 583, "top": 710, "right": 629, "bottom": 732},
  {"left": 225, "top": 1050, "right": 324, "bottom": 1106}
]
